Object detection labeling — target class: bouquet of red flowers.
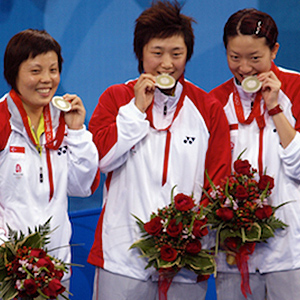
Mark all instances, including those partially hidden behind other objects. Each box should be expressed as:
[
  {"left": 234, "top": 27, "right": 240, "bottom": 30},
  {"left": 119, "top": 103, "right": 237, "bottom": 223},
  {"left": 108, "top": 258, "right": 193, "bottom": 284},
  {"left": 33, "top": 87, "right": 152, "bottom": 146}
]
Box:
[
  {"left": 0, "top": 218, "right": 70, "bottom": 300},
  {"left": 203, "top": 152, "right": 288, "bottom": 298},
  {"left": 130, "top": 186, "right": 215, "bottom": 300}
]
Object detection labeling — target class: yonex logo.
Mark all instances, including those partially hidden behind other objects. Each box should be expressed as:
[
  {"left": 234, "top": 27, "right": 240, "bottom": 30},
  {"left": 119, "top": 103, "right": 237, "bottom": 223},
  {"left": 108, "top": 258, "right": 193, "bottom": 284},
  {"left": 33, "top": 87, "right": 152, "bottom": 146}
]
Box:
[
  {"left": 58, "top": 145, "right": 68, "bottom": 155},
  {"left": 183, "top": 136, "right": 195, "bottom": 144}
]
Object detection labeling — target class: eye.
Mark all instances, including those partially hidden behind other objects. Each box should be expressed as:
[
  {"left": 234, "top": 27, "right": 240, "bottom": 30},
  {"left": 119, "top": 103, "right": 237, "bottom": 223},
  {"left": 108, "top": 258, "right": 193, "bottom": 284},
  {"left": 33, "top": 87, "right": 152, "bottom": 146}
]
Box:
[
  {"left": 173, "top": 52, "right": 183, "bottom": 58},
  {"left": 152, "top": 51, "right": 162, "bottom": 56},
  {"left": 230, "top": 55, "right": 239, "bottom": 61},
  {"left": 251, "top": 56, "right": 260, "bottom": 62},
  {"left": 50, "top": 67, "right": 58, "bottom": 73},
  {"left": 31, "top": 69, "right": 40, "bottom": 74}
]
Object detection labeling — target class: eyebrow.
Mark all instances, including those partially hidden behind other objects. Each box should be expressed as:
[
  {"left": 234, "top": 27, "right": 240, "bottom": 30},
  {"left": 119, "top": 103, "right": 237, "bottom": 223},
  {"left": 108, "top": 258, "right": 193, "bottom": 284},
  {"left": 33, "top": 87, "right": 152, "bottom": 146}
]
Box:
[
  {"left": 150, "top": 46, "right": 185, "bottom": 51},
  {"left": 229, "top": 48, "right": 261, "bottom": 55}
]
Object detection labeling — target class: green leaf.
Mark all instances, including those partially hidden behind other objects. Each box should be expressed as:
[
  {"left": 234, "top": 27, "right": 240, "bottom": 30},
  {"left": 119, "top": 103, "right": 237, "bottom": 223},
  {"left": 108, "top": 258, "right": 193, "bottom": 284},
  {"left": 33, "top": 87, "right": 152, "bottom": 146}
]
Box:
[
  {"left": 268, "top": 218, "right": 288, "bottom": 231},
  {"left": 260, "top": 224, "right": 275, "bottom": 240},
  {"left": 0, "top": 279, "right": 18, "bottom": 300},
  {"left": 171, "top": 185, "right": 177, "bottom": 204},
  {"left": 237, "top": 148, "right": 247, "bottom": 160},
  {"left": 157, "top": 255, "right": 181, "bottom": 269},
  {"left": 131, "top": 214, "right": 146, "bottom": 233},
  {"left": 129, "top": 238, "right": 156, "bottom": 256},
  {"left": 205, "top": 170, "right": 217, "bottom": 191},
  {"left": 242, "top": 223, "right": 261, "bottom": 242}
]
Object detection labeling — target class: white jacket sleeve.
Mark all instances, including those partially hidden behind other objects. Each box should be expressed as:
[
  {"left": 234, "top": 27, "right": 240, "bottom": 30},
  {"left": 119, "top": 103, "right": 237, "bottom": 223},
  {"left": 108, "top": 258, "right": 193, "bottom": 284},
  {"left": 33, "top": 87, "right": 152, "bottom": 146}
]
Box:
[
  {"left": 65, "top": 125, "right": 99, "bottom": 197},
  {"left": 279, "top": 132, "right": 300, "bottom": 181},
  {"left": 99, "top": 99, "right": 150, "bottom": 173}
]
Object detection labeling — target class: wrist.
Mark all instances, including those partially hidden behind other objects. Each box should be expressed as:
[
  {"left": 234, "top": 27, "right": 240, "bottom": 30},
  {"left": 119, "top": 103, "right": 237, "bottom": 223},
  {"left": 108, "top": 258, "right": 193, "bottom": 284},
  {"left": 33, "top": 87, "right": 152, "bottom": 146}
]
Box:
[{"left": 268, "top": 104, "right": 283, "bottom": 116}]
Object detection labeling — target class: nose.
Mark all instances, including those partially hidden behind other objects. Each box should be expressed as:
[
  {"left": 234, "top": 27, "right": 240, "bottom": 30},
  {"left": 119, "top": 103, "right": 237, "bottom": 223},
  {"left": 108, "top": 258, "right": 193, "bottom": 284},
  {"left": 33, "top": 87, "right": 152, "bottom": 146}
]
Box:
[
  {"left": 40, "top": 70, "right": 51, "bottom": 82},
  {"left": 161, "top": 54, "right": 173, "bottom": 70},
  {"left": 239, "top": 59, "right": 253, "bottom": 75}
]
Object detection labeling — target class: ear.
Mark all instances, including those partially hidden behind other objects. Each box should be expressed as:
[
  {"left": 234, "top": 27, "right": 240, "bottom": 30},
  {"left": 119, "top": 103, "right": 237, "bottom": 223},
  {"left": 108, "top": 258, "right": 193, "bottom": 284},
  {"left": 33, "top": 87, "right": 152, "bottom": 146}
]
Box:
[{"left": 271, "top": 42, "right": 279, "bottom": 60}]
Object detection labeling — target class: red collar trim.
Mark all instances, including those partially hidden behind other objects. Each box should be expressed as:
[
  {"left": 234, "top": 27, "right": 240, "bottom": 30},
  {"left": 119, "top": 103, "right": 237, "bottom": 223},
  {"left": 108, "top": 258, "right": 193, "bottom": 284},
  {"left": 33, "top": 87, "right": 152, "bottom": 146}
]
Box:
[{"left": 9, "top": 89, "right": 65, "bottom": 149}]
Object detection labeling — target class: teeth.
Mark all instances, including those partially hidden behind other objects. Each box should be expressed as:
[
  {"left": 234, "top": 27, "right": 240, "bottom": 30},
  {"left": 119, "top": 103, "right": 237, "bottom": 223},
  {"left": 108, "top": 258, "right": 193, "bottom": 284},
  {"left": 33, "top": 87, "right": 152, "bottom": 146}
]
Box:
[{"left": 38, "top": 88, "right": 51, "bottom": 93}]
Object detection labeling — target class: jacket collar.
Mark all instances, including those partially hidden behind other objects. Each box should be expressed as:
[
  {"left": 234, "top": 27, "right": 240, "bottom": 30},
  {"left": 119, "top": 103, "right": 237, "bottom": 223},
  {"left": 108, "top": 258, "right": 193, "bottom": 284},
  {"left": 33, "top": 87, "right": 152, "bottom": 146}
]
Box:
[{"left": 7, "top": 89, "right": 64, "bottom": 147}]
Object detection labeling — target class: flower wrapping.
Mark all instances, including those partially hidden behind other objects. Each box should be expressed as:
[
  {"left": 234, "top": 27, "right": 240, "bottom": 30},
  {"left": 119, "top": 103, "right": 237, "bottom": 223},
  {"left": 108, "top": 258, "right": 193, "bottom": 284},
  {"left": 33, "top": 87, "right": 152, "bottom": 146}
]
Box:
[
  {"left": 202, "top": 151, "right": 288, "bottom": 298},
  {"left": 0, "top": 218, "right": 70, "bottom": 300},
  {"left": 130, "top": 186, "right": 215, "bottom": 300}
]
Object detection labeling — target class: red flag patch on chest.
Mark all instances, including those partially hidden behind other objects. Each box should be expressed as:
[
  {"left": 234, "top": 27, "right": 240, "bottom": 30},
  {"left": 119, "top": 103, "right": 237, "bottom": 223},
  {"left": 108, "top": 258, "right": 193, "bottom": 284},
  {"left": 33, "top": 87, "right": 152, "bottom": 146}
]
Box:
[{"left": 10, "top": 146, "right": 25, "bottom": 153}]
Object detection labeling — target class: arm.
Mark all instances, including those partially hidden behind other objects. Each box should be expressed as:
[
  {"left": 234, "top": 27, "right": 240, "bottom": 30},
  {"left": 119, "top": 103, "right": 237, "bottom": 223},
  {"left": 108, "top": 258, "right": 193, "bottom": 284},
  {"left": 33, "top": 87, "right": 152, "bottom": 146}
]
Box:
[
  {"left": 258, "top": 71, "right": 296, "bottom": 148},
  {"left": 66, "top": 126, "right": 99, "bottom": 197},
  {"left": 0, "top": 99, "right": 12, "bottom": 151},
  {"left": 61, "top": 94, "right": 99, "bottom": 196},
  {"left": 89, "top": 82, "right": 151, "bottom": 173}
]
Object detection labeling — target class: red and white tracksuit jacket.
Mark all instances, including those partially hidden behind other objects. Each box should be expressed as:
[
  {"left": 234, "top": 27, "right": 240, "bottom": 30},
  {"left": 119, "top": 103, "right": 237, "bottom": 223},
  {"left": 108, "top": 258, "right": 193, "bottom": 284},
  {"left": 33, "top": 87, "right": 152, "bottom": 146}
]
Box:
[
  {"left": 209, "top": 62, "right": 300, "bottom": 273},
  {"left": 87, "top": 75, "right": 231, "bottom": 282},
  {"left": 0, "top": 90, "right": 99, "bottom": 279}
]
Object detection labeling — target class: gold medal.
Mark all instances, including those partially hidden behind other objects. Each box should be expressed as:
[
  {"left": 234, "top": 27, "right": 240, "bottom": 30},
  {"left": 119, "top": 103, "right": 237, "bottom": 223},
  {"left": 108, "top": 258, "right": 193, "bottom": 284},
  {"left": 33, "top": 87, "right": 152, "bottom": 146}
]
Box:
[
  {"left": 156, "top": 74, "right": 176, "bottom": 89},
  {"left": 242, "top": 76, "right": 262, "bottom": 93},
  {"left": 52, "top": 96, "right": 72, "bottom": 112}
]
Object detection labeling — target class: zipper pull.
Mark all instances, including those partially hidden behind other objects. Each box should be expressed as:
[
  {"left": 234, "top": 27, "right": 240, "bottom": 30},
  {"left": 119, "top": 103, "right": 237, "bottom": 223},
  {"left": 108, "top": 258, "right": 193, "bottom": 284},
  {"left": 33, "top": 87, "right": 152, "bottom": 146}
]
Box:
[
  {"left": 164, "top": 104, "right": 167, "bottom": 116},
  {"left": 39, "top": 166, "right": 43, "bottom": 183}
]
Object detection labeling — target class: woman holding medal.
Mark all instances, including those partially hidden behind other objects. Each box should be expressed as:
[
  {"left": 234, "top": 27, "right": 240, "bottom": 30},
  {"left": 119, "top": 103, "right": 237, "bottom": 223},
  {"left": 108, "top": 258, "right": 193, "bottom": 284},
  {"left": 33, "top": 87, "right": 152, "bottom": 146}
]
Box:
[
  {"left": 87, "top": 1, "right": 231, "bottom": 299},
  {"left": 209, "top": 8, "right": 300, "bottom": 300},
  {"left": 0, "top": 29, "right": 99, "bottom": 294}
]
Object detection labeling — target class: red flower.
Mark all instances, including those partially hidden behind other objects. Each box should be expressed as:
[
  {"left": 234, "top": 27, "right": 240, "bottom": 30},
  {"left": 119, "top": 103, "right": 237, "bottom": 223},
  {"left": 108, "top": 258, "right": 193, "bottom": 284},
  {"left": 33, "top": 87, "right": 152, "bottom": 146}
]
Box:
[
  {"left": 166, "top": 219, "right": 183, "bottom": 237},
  {"left": 224, "top": 237, "right": 239, "bottom": 251},
  {"left": 258, "top": 175, "right": 274, "bottom": 191},
  {"left": 36, "top": 256, "right": 55, "bottom": 272},
  {"left": 192, "top": 219, "right": 208, "bottom": 237},
  {"left": 234, "top": 159, "right": 251, "bottom": 176},
  {"left": 30, "top": 248, "right": 47, "bottom": 258},
  {"left": 174, "top": 193, "right": 195, "bottom": 211},
  {"left": 23, "top": 278, "right": 38, "bottom": 295},
  {"left": 186, "top": 239, "right": 202, "bottom": 254},
  {"left": 144, "top": 217, "right": 163, "bottom": 236},
  {"left": 216, "top": 207, "right": 234, "bottom": 221},
  {"left": 54, "top": 269, "right": 64, "bottom": 280},
  {"left": 160, "top": 245, "right": 177, "bottom": 262},
  {"left": 42, "top": 278, "right": 65, "bottom": 298},
  {"left": 200, "top": 197, "right": 211, "bottom": 208},
  {"left": 235, "top": 185, "right": 249, "bottom": 200},
  {"left": 255, "top": 205, "right": 273, "bottom": 220}
]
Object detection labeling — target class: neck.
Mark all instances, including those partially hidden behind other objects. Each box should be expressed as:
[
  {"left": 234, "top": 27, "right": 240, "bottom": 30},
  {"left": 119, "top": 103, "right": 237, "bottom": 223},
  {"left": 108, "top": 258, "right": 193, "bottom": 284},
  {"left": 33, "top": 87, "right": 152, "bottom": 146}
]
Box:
[{"left": 22, "top": 104, "right": 43, "bottom": 130}]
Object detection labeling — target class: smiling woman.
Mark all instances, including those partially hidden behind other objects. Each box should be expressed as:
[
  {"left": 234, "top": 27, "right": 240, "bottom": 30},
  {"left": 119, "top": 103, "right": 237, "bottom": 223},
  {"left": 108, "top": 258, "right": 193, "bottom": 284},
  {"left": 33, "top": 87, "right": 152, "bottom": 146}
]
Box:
[
  {"left": 15, "top": 51, "right": 60, "bottom": 130},
  {"left": 0, "top": 28, "right": 100, "bottom": 299}
]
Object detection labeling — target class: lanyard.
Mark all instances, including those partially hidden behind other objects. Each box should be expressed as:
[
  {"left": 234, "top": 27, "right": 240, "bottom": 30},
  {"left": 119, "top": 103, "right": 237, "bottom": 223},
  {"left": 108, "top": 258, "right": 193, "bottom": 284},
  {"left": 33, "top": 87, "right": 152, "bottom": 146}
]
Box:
[
  {"left": 232, "top": 86, "right": 265, "bottom": 175},
  {"left": 233, "top": 85, "right": 265, "bottom": 130}
]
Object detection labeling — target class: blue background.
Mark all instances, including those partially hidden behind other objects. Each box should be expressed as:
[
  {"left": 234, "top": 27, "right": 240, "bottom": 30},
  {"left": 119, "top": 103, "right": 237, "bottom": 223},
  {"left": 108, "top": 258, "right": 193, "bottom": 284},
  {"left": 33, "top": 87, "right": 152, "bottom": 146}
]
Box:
[{"left": 1, "top": 0, "right": 299, "bottom": 299}]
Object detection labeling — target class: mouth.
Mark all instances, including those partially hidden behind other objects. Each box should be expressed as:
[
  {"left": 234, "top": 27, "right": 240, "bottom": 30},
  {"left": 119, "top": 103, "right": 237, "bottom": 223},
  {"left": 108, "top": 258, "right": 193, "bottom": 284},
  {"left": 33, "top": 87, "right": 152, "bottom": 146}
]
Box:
[
  {"left": 239, "top": 73, "right": 258, "bottom": 80},
  {"left": 36, "top": 88, "right": 52, "bottom": 96},
  {"left": 158, "top": 71, "right": 174, "bottom": 76}
]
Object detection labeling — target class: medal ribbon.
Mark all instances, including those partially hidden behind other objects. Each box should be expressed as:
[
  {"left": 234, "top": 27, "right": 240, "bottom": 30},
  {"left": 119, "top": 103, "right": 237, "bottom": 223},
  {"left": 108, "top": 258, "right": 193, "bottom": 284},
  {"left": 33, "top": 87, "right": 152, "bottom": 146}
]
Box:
[
  {"left": 233, "top": 86, "right": 265, "bottom": 176},
  {"left": 233, "top": 85, "right": 265, "bottom": 129},
  {"left": 10, "top": 89, "right": 65, "bottom": 200}
]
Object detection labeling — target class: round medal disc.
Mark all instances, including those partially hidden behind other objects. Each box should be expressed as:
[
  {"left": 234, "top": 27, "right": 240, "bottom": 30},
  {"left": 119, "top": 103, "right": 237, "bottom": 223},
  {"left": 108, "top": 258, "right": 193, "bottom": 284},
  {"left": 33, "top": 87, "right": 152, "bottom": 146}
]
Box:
[
  {"left": 52, "top": 96, "right": 72, "bottom": 112},
  {"left": 156, "top": 74, "right": 176, "bottom": 89},
  {"left": 242, "top": 76, "right": 262, "bottom": 93}
]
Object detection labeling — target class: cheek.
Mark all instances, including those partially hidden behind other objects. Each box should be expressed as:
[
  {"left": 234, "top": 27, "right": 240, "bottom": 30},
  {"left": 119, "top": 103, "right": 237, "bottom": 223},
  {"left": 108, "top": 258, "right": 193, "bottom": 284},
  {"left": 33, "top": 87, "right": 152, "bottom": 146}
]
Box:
[
  {"left": 143, "top": 58, "right": 158, "bottom": 73},
  {"left": 17, "top": 77, "right": 36, "bottom": 92},
  {"left": 53, "top": 74, "right": 60, "bottom": 86}
]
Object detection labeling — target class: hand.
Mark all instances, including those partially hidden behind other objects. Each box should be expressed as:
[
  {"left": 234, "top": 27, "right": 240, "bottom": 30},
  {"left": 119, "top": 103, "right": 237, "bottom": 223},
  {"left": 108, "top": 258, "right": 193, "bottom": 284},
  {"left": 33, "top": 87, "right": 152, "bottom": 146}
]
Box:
[
  {"left": 134, "top": 73, "right": 156, "bottom": 113},
  {"left": 63, "top": 94, "right": 86, "bottom": 130},
  {"left": 257, "top": 71, "right": 281, "bottom": 110},
  {"left": 258, "top": 71, "right": 296, "bottom": 148}
]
